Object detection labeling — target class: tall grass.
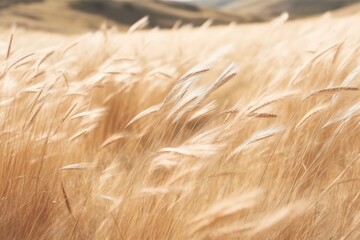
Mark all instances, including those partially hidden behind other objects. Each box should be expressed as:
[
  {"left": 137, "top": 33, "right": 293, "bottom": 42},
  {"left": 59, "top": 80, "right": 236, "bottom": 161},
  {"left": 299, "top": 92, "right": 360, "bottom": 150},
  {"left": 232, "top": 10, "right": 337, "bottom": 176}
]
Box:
[{"left": 0, "top": 14, "right": 360, "bottom": 239}]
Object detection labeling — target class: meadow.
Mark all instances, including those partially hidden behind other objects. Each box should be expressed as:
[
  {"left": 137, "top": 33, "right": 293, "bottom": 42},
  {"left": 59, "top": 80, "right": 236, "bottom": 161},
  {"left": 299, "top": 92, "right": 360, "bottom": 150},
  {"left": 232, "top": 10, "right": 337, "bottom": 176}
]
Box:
[{"left": 0, "top": 13, "right": 360, "bottom": 239}]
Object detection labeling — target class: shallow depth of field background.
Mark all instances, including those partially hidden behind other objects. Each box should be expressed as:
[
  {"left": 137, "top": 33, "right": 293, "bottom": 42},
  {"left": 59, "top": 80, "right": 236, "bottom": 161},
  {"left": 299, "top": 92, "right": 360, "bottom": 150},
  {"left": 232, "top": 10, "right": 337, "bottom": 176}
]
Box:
[{"left": 1, "top": 1, "right": 360, "bottom": 239}]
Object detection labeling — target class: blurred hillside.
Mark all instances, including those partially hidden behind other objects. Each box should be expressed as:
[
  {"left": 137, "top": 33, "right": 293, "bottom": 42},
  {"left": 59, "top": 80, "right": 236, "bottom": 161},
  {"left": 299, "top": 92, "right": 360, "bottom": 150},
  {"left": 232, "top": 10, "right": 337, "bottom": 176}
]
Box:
[
  {"left": 0, "top": 0, "right": 254, "bottom": 33},
  {"left": 1, "top": 0, "right": 360, "bottom": 34},
  {"left": 218, "top": 0, "right": 360, "bottom": 19},
  {"left": 179, "top": 0, "right": 360, "bottom": 19}
]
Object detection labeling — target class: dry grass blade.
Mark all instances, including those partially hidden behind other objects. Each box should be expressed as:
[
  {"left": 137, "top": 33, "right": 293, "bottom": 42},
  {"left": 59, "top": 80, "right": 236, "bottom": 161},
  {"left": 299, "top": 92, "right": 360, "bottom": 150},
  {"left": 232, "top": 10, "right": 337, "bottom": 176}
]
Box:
[
  {"left": 204, "top": 222, "right": 254, "bottom": 239},
  {"left": 169, "top": 63, "right": 237, "bottom": 121},
  {"left": 140, "top": 187, "right": 169, "bottom": 195},
  {"left": 63, "top": 103, "right": 78, "bottom": 121},
  {"left": 61, "top": 182, "right": 73, "bottom": 217},
  {"left": 6, "top": 33, "right": 13, "bottom": 59},
  {"left": 151, "top": 158, "right": 179, "bottom": 170},
  {"left": 159, "top": 143, "right": 222, "bottom": 158},
  {"left": 100, "top": 195, "right": 123, "bottom": 211},
  {"left": 315, "top": 156, "right": 359, "bottom": 203},
  {"left": 305, "top": 87, "right": 359, "bottom": 100},
  {"left": 209, "top": 62, "right": 237, "bottom": 92},
  {"left": 247, "top": 90, "right": 299, "bottom": 114},
  {"left": 62, "top": 40, "right": 80, "bottom": 55},
  {"left": 24, "top": 99, "right": 48, "bottom": 130},
  {"left": 247, "top": 112, "right": 278, "bottom": 118},
  {"left": 166, "top": 165, "right": 202, "bottom": 185},
  {"left": 19, "top": 82, "right": 47, "bottom": 94},
  {"left": 169, "top": 86, "right": 198, "bottom": 116},
  {"left": 100, "top": 133, "right": 127, "bottom": 149},
  {"left": 201, "top": 19, "right": 214, "bottom": 29},
  {"left": 231, "top": 126, "right": 285, "bottom": 155},
  {"left": 271, "top": 12, "right": 289, "bottom": 26},
  {"left": 70, "top": 108, "right": 106, "bottom": 120},
  {"left": 146, "top": 68, "right": 173, "bottom": 79},
  {"left": 169, "top": 96, "right": 199, "bottom": 123},
  {"left": 0, "top": 97, "right": 14, "bottom": 107},
  {"left": 125, "top": 104, "right": 162, "bottom": 128},
  {"left": 8, "top": 53, "right": 35, "bottom": 70},
  {"left": 162, "top": 64, "right": 212, "bottom": 106},
  {"left": 179, "top": 65, "right": 211, "bottom": 82},
  {"left": 189, "top": 100, "right": 217, "bottom": 121},
  {"left": 189, "top": 190, "right": 261, "bottom": 236},
  {"left": 128, "top": 16, "right": 149, "bottom": 33},
  {"left": 324, "top": 100, "right": 360, "bottom": 127},
  {"left": 342, "top": 64, "right": 360, "bottom": 87},
  {"left": 68, "top": 124, "right": 98, "bottom": 142},
  {"left": 296, "top": 104, "right": 328, "bottom": 129},
  {"left": 249, "top": 201, "right": 308, "bottom": 235},
  {"left": 36, "top": 50, "right": 55, "bottom": 70},
  {"left": 59, "top": 163, "right": 94, "bottom": 171}
]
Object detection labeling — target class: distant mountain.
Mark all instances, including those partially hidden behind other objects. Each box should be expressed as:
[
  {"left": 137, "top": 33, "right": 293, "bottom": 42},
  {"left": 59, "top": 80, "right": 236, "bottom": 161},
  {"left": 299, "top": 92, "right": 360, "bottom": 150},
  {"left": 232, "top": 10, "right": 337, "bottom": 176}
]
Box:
[
  {"left": 0, "top": 0, "right": 42, "bottom": 9},
  {"left": 70, "top": 0, "right": 251, "bottom": 29},
  {"left": 189, "top": 0, "right": 233, "bottom": 8},
  {"left": 191, "top": 0, "right": 360, "bottom": 19},
  {"left": 332, "top": 2, "right": 360, "bottom": 16},
  {"left": 0, "top": 0, "right": 253, "bottom": 34}
]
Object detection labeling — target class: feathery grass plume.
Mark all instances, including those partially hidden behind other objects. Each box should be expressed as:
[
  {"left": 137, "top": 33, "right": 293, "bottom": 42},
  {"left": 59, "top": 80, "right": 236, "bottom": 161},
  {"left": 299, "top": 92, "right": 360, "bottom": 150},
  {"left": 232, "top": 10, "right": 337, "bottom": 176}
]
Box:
[
  {"left": 100, "top": 132, "right": 127, "bottom": 149},
  {"left": 204, "top": 222, "right": 255, "bottom": 239},
  {"left": 125, "top": 103, "right": 162, "bottom": 129},
  {"left": 246, "top": 90, "right": 299, "bottom": 114},
  {"left": 139, "top": 187, "right": 169, "bottom": 195},
  {"left": 151, "top": 140, "right": 223, "bottom": 171},
  {"left": 167, "top": 91, "right": 200, "bottom": 122},
  {"left": 230, "top": 125, "right": 285, "bottom": 156},
  {"left": 323, "top": 100, "right": 360, "bottom": 128},
  {"left": 59, "top": 163, "right": 95, "bottom": 171},
  {"left": 188, "top": 100, "right": 217, "bottom": 122},
  {"left": 208, "top": 202, "right": 308, "bottom": 238},
  {"left": 304, "top": 86, "right": 359, "bottom": 100},
  {"left": 221, "top": 108, "right": 241, "bottom": 123},
  {"left": 164, "top": 45, "right": 232, "bottom": 106},
  {"left": 289, "top": 43, "right": 343, "bottom": 86},
  {"left": 165, "top": 165, "right": 203, "bottom": 186},
  {"left": 197, "top": 62, "right": 237, "bottom": 103},
  {"left": 159, "top": 143, "right": 222, "bottom": 158},
  {"left": 162, "top": 63, "right": 212, "bottom": 107},
  {"left": 70, "top": 108, "right": 106, "bottom": 120},
  {"left": 99, "top": 195, "right": 123, "bottom": 212},
  {"left": 247, "top": 112, "right": 278, "bottom": 118},
  {"left": 341, "top": 64, "right": 360, "bottom": 87},
  {"left": 189, "top": 190, "right": 261, "bottom": 237},
  {"left": 249, "top": 200, "right": 308, "bottom": 235},
  {"left": 296, "top": 104, "right": 328, "bottom": 129},
  {"left": 8, "top": 53, "right": 35, "bottom": 70},
  {"left": 151, "top": 156, "right": 180, "bottom": 170},
  {"left": 168, "top": 63, "right": 237, "bottom": 124},
  {"left": 35, "top": 50, "right": 54, "bottom": 71},
  {"left": 68, "top": 123, "right": 98, "bottom": 142},
  {"left": 209, "top": 62, "right": 237, "bottom": 91}
]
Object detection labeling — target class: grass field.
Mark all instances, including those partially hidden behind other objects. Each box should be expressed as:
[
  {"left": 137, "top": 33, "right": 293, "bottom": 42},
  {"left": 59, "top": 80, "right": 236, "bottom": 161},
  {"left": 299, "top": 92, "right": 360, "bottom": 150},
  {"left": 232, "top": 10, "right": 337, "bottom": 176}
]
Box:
[{"left": 0, "top": 11, "right": 360, "bottom": 240}]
